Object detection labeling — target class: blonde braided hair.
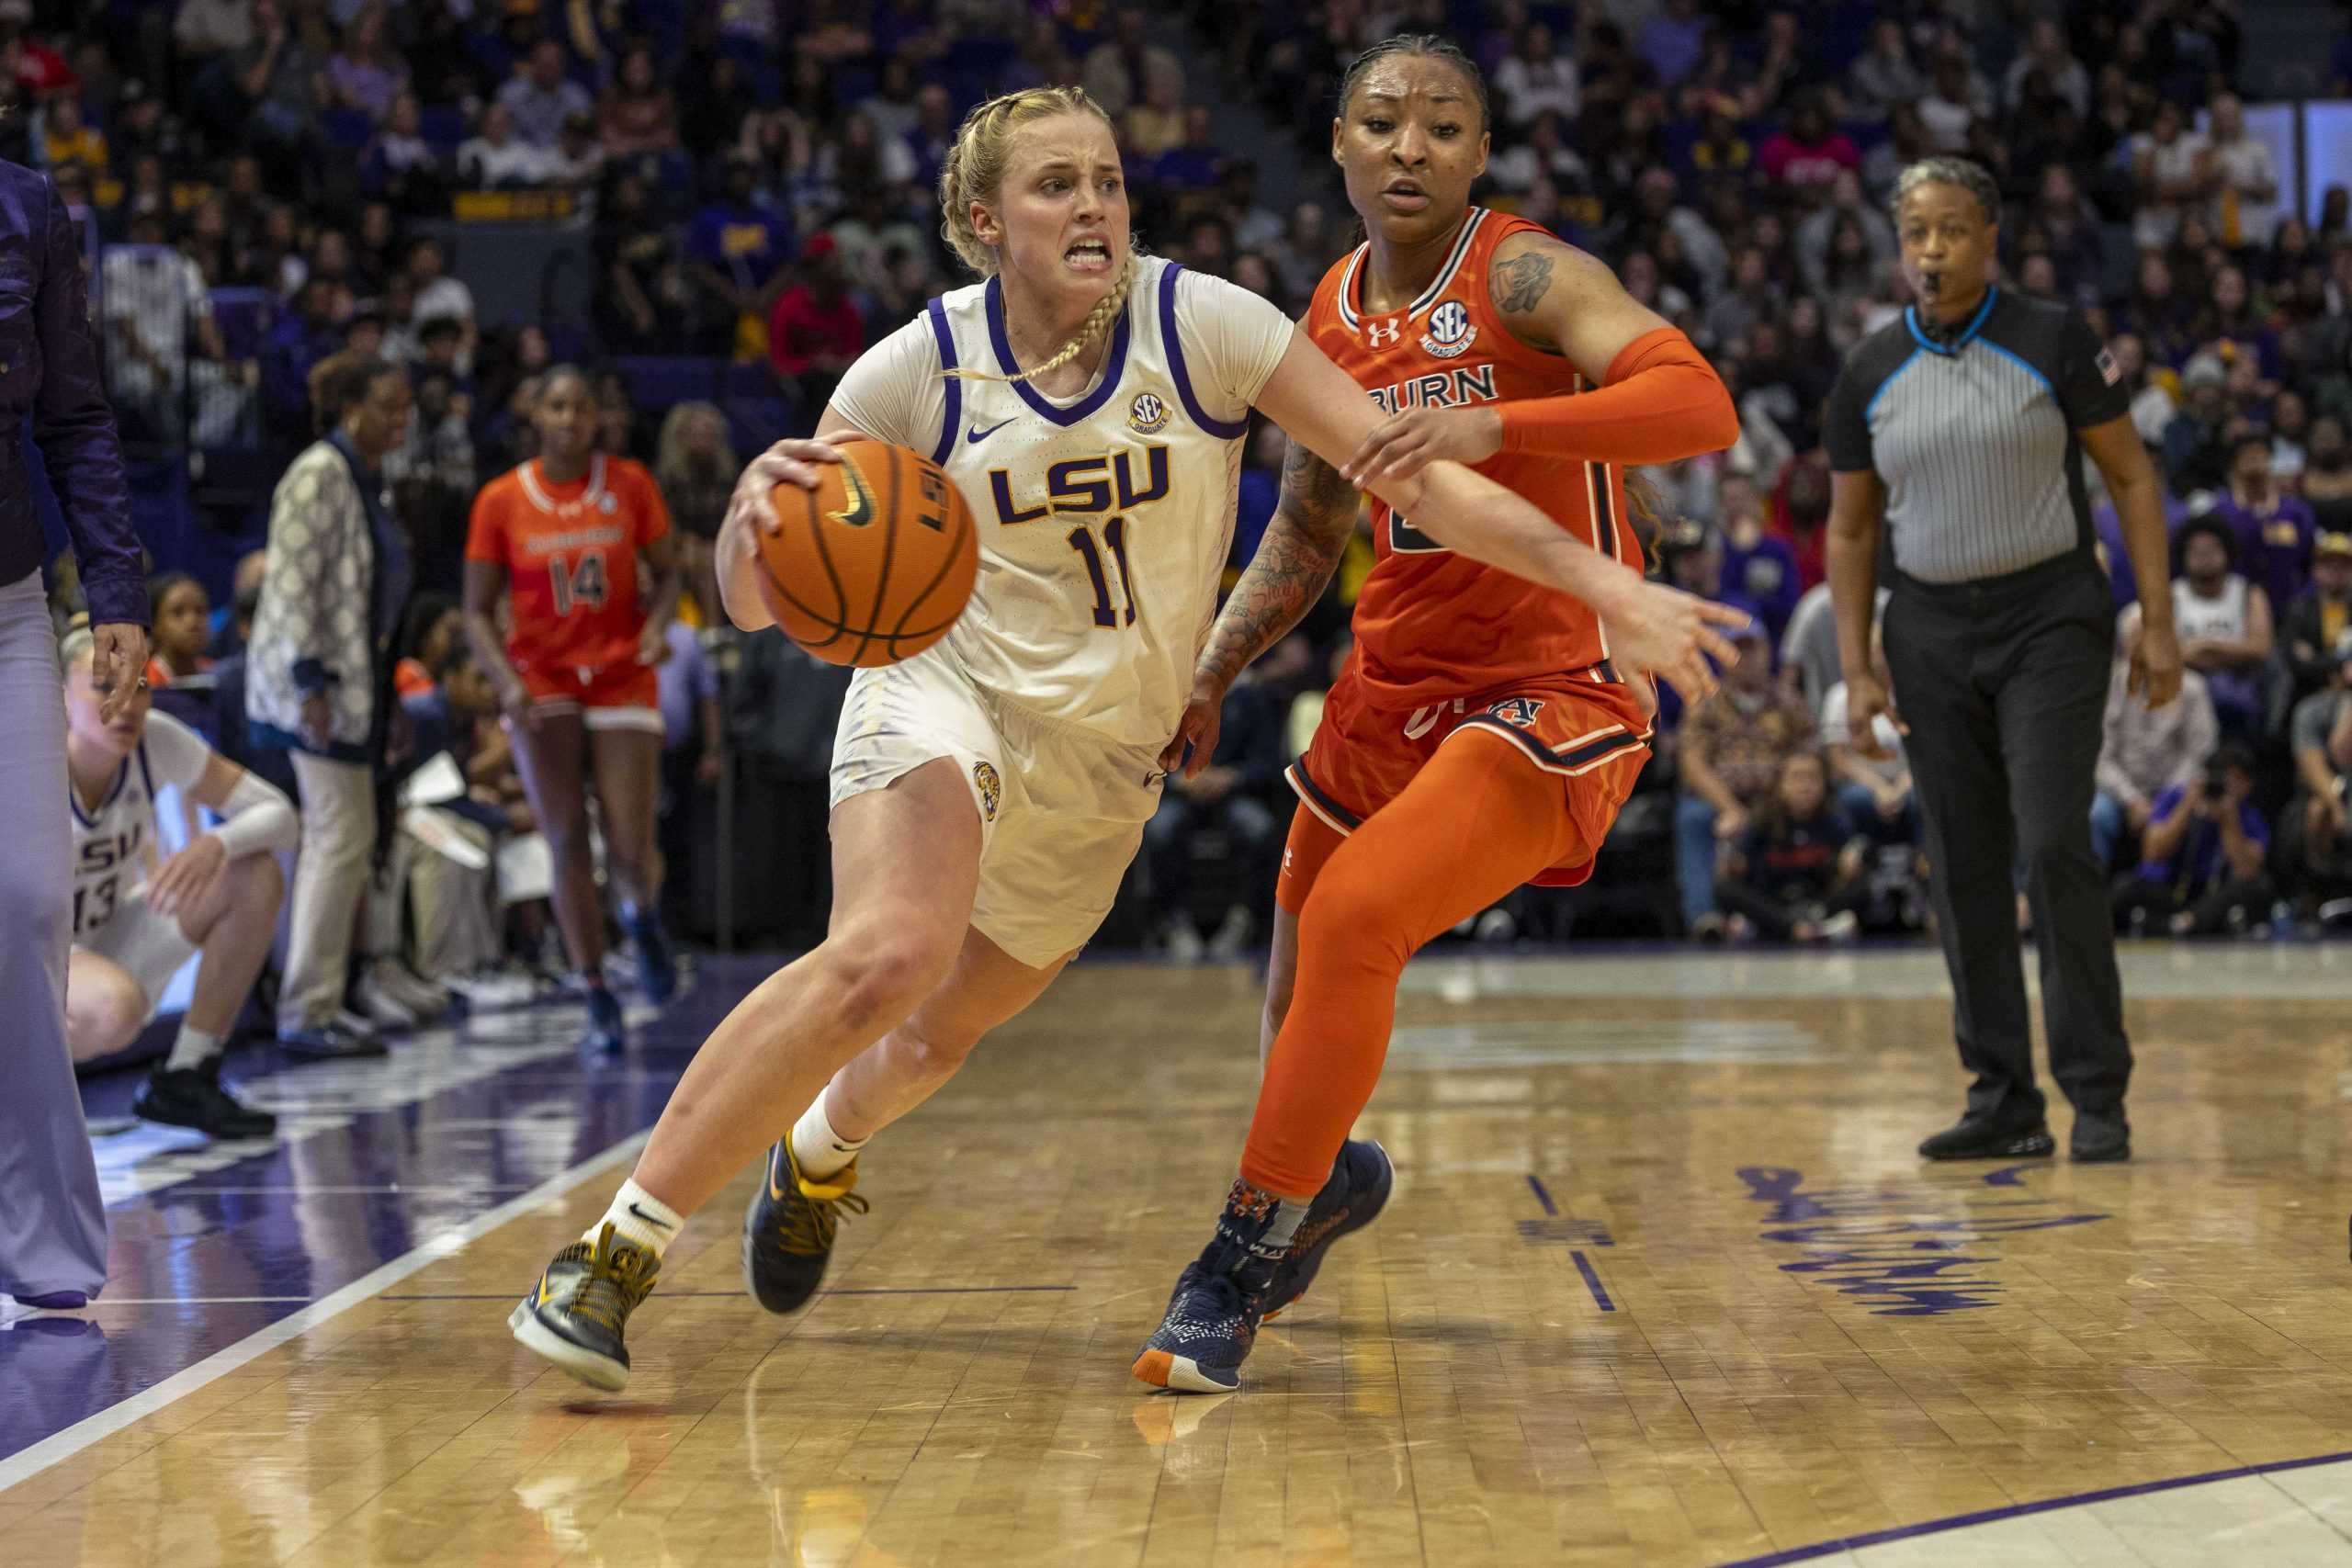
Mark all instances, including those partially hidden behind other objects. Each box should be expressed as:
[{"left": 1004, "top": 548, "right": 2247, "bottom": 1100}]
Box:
[{"left": 936, "top": 85, "right": 1136, "bottom": 387}]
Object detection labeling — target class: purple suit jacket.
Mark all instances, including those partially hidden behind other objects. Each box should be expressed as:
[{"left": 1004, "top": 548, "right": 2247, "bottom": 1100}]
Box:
[{"left": 0, "top": 161, "right": 138, "bottom": 626}]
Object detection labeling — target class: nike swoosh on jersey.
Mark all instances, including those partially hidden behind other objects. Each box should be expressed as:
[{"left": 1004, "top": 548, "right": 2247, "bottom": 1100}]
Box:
[{"left": 967, "top": 418, "right": 1013, "bottom": 442}]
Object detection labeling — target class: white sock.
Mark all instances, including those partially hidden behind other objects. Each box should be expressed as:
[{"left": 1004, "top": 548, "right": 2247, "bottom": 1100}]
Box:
[
  {"left": 589, "top": 1179, "right": 684, "bottom": 1259},
  {"left": 790, "top": 1091, "right": 870, "bottom": 1182},
  {"left": 164, "top": 1024, "right": 225, "bottom": 1073}
]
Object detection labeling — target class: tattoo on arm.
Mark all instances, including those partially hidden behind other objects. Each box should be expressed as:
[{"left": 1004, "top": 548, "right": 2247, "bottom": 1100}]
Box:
[
  {"left": 1497, "top": 252, "right": 1553, "bottom": 314},
  {"left": 1195, "top": 442, "right": 1358, "bottom": 688}
]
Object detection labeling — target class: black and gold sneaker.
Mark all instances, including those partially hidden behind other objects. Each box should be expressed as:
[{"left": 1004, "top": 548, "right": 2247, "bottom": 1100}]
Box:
[
  {"left": 508, "top": 1223, "right": 661, "bottom": 1392},
  {"left": 741, "top": 1134, "right": 868, "bottom": 1314}
]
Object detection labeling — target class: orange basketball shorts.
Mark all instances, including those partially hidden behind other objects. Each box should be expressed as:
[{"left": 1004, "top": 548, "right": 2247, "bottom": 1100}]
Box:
[
  {"left": 1281, "top": 665, "right": 1652, "bottom": 913},
  {"left": 518, "top": 660, "right": 663, "bottom": 733}
]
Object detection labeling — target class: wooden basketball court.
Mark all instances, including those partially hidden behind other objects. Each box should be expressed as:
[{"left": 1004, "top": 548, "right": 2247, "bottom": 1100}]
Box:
[{"left": 7, "top": 944, "right": 2352, "bottom": 1566}]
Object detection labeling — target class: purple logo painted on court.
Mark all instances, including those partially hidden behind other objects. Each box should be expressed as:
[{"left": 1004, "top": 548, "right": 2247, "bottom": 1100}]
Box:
[{"left": 1739, "top": 1167, "right": 2109, "bottom": 1316}]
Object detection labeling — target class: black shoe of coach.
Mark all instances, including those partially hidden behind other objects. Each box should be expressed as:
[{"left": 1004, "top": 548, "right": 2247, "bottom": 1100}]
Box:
[
  {"left": 2070, "top": 1114, "right": 2131, "bottom": 1163},
  {"left": 1917, "top": 1117, "right": 2056, "bottom": 1160}
]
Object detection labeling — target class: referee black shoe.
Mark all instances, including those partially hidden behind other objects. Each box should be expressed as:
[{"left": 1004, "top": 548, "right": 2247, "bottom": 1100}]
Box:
[
  {"left": 1917, "top": 1116, "right": 2055, "bottom": 1160},
  {"left": 2070, "top": 1114, "right": 2131, "bottom": 1164}
]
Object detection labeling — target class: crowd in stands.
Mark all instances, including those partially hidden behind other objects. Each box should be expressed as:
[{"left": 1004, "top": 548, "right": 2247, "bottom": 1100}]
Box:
[{"left": 24, "top": 0, "right": 2352, "bottom": 983}]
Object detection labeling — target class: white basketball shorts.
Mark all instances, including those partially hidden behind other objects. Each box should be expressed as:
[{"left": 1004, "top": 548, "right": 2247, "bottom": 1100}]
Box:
[
  {"left": 74, "top": 884, "right": 198, "bottom": 1022},
  {"left": 828, "top": 646, "right": 1165, "bottom": 968}
]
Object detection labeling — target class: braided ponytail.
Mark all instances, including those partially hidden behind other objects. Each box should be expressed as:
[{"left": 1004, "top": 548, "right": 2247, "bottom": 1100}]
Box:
[{"left": 934, "top": 85, "right": 1136, "bottom": 388}]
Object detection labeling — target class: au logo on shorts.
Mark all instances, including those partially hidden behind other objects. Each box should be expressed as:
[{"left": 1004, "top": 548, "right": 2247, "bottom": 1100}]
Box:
[
  {"left": 972, "top": 761, "right": 1001, "bottom": 822},
  {"left": 1420, "top": 299, "right": 1477, "bottom": 358},
  {"left": 1127, "top": 391, "right": 1170, "bottom": 434},
  {"left": 1488, "top": 696, "right": 1545, "bottom": 728}
]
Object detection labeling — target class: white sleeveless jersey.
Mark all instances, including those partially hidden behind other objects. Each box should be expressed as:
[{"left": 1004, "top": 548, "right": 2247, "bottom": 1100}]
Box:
[
  {"left": 2172, "top": 574, "right": 2251, "bottom": 646},
  {"left": 68, "top": 710, "right": 212, "bottom": 939},
  {"left": 828, "top": 254, "right": 1295, "bottom": 749}
]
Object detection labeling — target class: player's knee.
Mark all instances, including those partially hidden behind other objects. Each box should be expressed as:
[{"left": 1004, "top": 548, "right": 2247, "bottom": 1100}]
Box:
[
  {"left": 822, "top": 930, "right": 954, "bottom": 1039},
  {"left": 67, "top": 965, "right": 148, "bottom": 1057},
  {"left": 896, "top": 1015, "right": 981, "bottom": 1082},
  {"left": 1299, "top": 867, "right": 1416, "bottom": 974},
  {"left": 231, "top": 852, "right": 287, "bottom": 924}
]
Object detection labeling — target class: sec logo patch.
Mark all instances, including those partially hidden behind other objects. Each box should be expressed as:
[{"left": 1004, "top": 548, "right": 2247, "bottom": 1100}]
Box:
[{"left": 1420, "top": 299, "right": 1476, "bottom": 358}]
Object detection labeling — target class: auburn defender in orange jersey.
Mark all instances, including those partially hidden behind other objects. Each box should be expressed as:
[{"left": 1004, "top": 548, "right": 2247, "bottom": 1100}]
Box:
[
  {"left": 1135, "top": 34, "right": 1744, "bottom": 1393},
  {"left": 463, "top": 367, "right": 682, "bottom": 1052}
]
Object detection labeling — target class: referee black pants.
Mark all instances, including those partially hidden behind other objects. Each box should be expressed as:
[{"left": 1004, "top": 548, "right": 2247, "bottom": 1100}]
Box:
[{"left": 1883, "top": 551, "right": 2131, "bottom": 1126}]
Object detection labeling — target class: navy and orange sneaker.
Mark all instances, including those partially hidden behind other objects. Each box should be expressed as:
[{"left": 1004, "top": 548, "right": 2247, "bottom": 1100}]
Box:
[
  {"left": 1262, "top": 1139, "right": 1392, "bottom": 1321},
  {"left": 1134, "top": 1178, "right": 1304, "bottom": 1393},
  {"left": 741, "top": 1134, "right": 868, "bottom": 1314}
]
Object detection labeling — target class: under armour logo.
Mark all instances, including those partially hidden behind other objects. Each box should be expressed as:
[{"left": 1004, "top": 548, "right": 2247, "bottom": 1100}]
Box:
[{"left": 1366, "top": 318, "right": 1402, "bottom": 348}]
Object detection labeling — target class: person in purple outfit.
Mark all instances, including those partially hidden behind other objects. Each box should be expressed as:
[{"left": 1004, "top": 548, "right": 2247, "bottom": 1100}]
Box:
[
  {"left": 1717, "top": 473, "right": 1802, "bottom": 645},
  {"left": 2211, "top": 429, "right": 2316, "bottom": 615},
  {"left": 0, "top": 160, "right": 148, "bottom": 1313}
]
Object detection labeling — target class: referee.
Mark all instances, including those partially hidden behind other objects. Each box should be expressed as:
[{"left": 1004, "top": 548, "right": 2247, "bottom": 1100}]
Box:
[{"left": 1824, "top": 158, "right": 2183, "bottom": 1165}]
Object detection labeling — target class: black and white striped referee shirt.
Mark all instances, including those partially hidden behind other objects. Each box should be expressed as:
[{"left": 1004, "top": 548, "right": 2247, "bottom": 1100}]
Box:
[{"left": 1824, "top": 287, "right": 2132, "bottom": 584}]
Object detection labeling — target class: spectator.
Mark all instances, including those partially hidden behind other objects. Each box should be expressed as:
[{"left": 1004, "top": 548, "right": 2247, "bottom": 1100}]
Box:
[
  {"left": 2163, "top": 355, "right": 2233, "bottom": 493},
  {"left": 1123, "top": 69, "right": 1185, "bottom": 160},
  {"left": 654, "top": 400, "right": 735, "bottom": 626},
  {"left": 2282, "top": 663, "right": 2352, "bottom": 907},
  {"left": 594, "top": 170, "right": 695, "bottom": 353},
  {"left": 1795, "top": 169, "right": 1894, "bottom": 299},
  {"left": 387, "top": 367, "right": 475, "bottom": 592},
  {"left": 1675, "top": 618, "right": 1815, "bottom": 939},
  {"left": 1495, "top": 22, "right": 1578, "bottom": 126},
  {"left": 829, "top": 180, "right": 926, "bottom": 301},
  {"left": 389, "top": 639, "right": 519, "bottom": 985},
  {"left": 1156, "top": 105, "right": 1225, "bottom": 195},
  {"left": 2213, "top": 428, "right": 2315, "bottom": 613},
  {"left": 102, "top": 209, "right": 224, "bottom": 446},
  {"left": 1847, "top": 18, "right": 1923, "bottom": 123},
  {"left": 2113, "top": 740, "right": 2272, "bottom": 937},
  {"left": 546, "top": 110, "right": 605, "bottom": 189},
  {"left": 497, "top": 38, "right": 592, "bottom": 151},
  {"left": 459, "top": 100, "right": 558, "bottom": 187},
  {"left": 1715, "top": 475, "right": 1798, "bottom": 633},
  {"left": 597, "top": 40, "right": 677, "bottom": 160},
  {"left": 261, "top": 276, "right": 342, "bottom": 436},
  {"left": 142, "top": 571, "right": 214, "bottom": 689},
  {"left": 2307, "top": 413, "right": 2352, "bottom": 525},
  {"left": 1144, "top": 671, "right": 1283, "bottom": 960},
  {"left": 1702, "top": 245, "right": 1773, "bottom": 352},
  {"left": 765, "top": 232, "right": 863, "bottom": 412},
  {"left": 326, "top": 3, "right": 408, "bottom": 125},
  {"left": 1758, "top": 94, "right": 1858, "bottom": 209},
  {"left": 2283, "top": 530, "right": 2352, "bottom": 700},
  {"left": 2093, "top": 605, "right": 2219, "bottom": 871},
  {"left": 175, "top": 0, "right": 254, "bottom": 62},
  {"left": 1638, "top": 0, "right": 1708, "bottom": 88},
  {"left": 1487, "top": 109, "right": 1589, "bottom": 201},
  {"left": 407, "top": 236, "right": 474, "bottom": 351},
  {"left": 1715, "top": 751, "right": 1867, "bottom": 942},
  {"left": 362, "top": 92, "right": 445, "bottom": 214},
  {"left": 244, "top": 354, "right": 416, "bottom": 1058},
  {"left": 1820, "top": 617, "right": 1913, "bottom": 847},
  {"left": 1917, "top": 49, "right": 1988, "bottom": 154},
  {"left": 2132, "top": 99, "right": 2211, "bottom": 254},
  {"left": 2003, "top": 17, "right": 2089, "bottom": 119},
  {"left": 690, "top": 154, "right": 793, "bottom": 358},
  {"left": 2204, "top": 94, "right": 2279, "bottom": 251},
  {"left": 394, "top": 592, "right": 462, "bottom": 701},
  {"left": 229, "top": 0, "right": 320, "bottom": 178},
  {"left": 1080, "top": 5, "right": 1182, "bottom": 120},
  {"left": 40, "top": 92, "right": 105, "bottom": 176},
  {"left": 2172, "top": 513, "right": 2274, "bottom": 738}
]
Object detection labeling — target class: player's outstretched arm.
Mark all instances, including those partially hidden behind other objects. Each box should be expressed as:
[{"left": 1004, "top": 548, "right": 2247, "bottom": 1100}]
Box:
[
  {"left": 1160, "top": 438, "right": 1359, "bottom": 776},
  {"left": 1253, "top": 328, "right": 1747, "bottom": 703},
  {"left": 1343, "top": 235, "right": 1736, "bottom": 487}
]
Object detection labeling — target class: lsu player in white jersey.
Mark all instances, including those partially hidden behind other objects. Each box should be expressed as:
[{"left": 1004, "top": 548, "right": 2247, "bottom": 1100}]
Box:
[
  {"left": 59, "top": 624, "right": 299, "bottom": 1139},
  {"left": 509, "top": 84, "right": 1742, "bottom": 1391}
]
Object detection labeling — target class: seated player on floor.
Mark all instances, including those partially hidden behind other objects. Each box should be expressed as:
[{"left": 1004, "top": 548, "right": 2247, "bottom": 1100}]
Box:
[{"left": 61, "top": 624, "right": 300, "bottom": 1139}]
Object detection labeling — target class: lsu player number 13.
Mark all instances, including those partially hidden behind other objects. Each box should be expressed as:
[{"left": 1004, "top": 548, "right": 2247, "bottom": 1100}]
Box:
[{"left": 814, "top": 251, "right": 1294, "bottom": 967}]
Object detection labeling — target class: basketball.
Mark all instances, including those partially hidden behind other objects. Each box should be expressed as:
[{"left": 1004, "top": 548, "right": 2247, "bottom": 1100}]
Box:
[{"left": 753, "top": 437, "right": 978, "bottom": 668}]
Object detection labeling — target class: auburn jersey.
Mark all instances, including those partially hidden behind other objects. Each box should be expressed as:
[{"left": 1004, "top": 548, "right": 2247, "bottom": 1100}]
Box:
[
  {"left": 466, "top": 455, "right": 672, "bottom": 675},
  {"left": 1305, "top": 207, "right": 1642, "bottom": 708}
]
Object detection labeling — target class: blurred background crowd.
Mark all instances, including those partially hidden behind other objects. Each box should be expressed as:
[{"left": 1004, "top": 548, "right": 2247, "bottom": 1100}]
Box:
[{"left": 28, "top": 0, "right": 2352, "bottom": 1036}]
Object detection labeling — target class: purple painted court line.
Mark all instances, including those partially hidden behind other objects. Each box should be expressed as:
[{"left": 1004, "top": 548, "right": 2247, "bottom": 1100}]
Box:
[
  {"left": 1526, "top": 1173, "right": 1560, "bottom": 1216},
  {"left": 1710, "top": 1447, "right": 2352, "bottom": 1567},
  {"left": 380, "top": 1285, "right": 1079, "bottom": 1301},
  {"left": 0, "top": 956, "right": 769, "bottom": 1472},
  {"left": 1570, "top": 1249, "right": 1615, "bottom": 1312}
]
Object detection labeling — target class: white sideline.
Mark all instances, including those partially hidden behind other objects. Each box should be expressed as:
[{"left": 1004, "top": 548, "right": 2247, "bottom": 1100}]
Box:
[{"left": 0, "top": 1132, "right": 649, "bottom": 1496}]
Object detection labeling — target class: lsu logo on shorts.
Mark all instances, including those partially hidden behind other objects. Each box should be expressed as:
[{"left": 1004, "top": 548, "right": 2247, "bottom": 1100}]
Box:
[{"left": 972, "top": 761, "right": 1001, "bottom": 822}]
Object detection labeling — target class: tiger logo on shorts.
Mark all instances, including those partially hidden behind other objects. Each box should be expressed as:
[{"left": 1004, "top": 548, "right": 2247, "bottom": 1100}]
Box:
[{"left": 972, "top": 761, "right": 1001, "bottom": 822}]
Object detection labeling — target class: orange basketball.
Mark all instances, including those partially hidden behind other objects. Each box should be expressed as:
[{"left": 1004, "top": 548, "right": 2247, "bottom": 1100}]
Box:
[{"left": 753, "top": 437, "right": 978, "bottom": 668}]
